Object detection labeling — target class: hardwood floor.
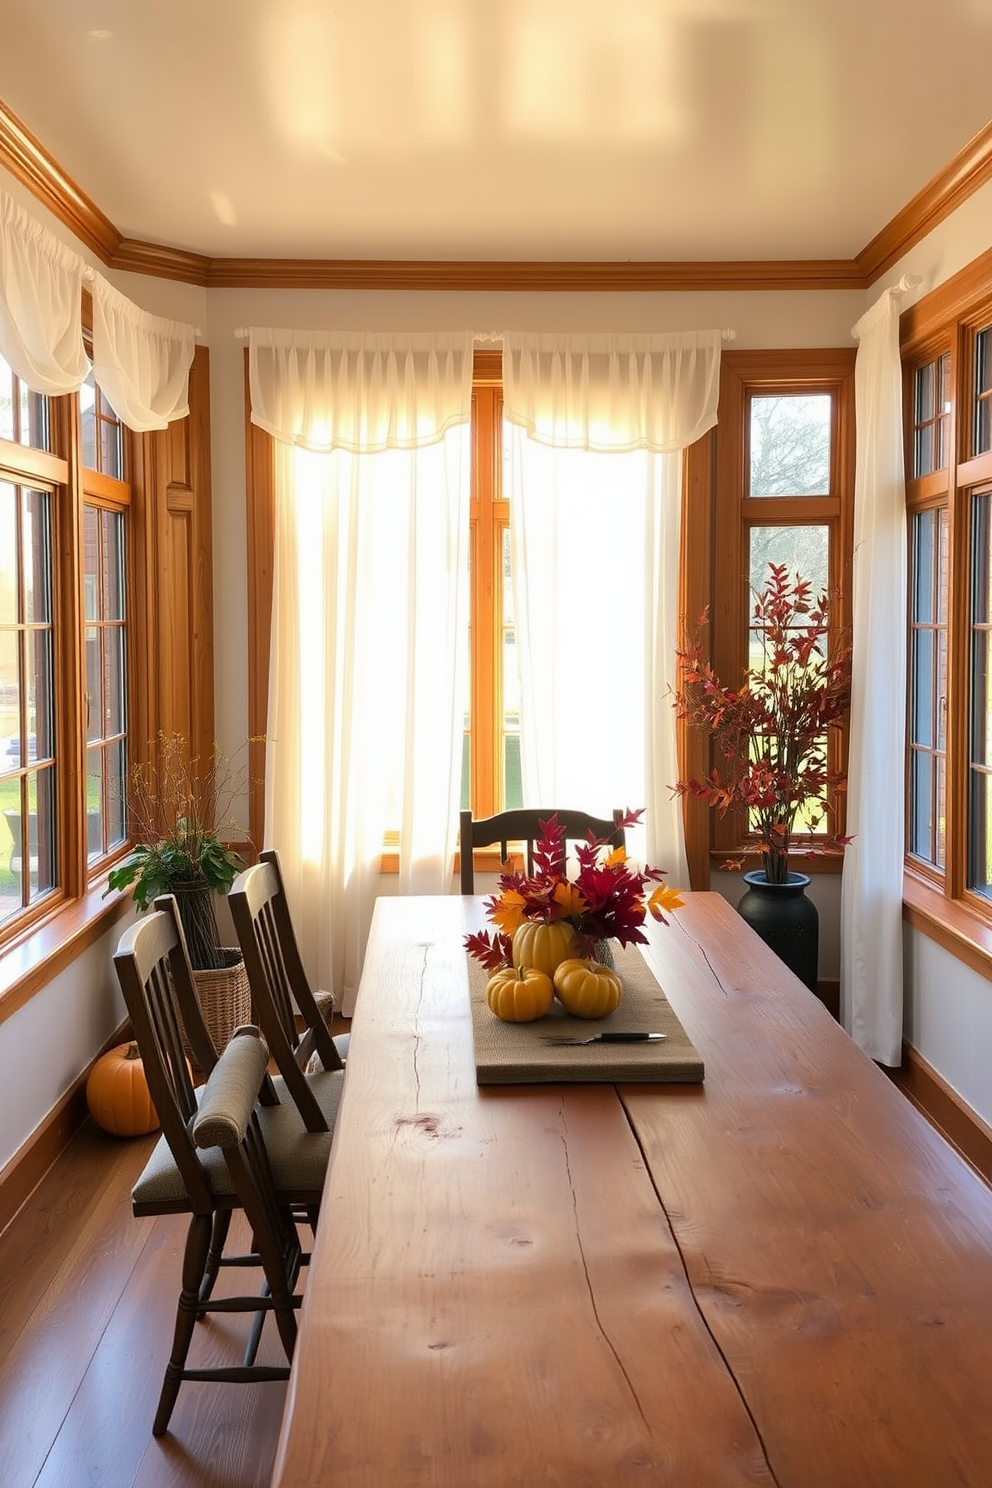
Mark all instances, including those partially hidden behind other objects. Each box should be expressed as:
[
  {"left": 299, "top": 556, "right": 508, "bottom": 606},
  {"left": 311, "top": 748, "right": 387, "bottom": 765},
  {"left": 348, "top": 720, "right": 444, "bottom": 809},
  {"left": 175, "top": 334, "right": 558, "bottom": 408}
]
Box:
[{"left": 0, "top": 1119, "right": 293, "bottom": 1488}]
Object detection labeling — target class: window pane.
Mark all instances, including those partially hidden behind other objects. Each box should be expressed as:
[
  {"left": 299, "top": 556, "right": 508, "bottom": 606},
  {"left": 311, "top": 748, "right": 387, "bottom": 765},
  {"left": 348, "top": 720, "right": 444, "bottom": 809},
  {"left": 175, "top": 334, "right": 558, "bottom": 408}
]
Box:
[
  {"left": 0, "top": 483, "right": 15, "bottom": 626},
  {"left": 974, "top": 328, "right": 992, "bottom": 457},
  {"left": 28, "top": 766, "right": 57, "bottom": 899},
  {"left": 749, "top": 395, "right": 831, "bottom": 497},
  {"left": 101, "top": 395, "right": 124, "bottom": 480},
  {"left": 83, "top": 505, "right": 127, "bottom": 866},
  {"left": 969, "top": 767, "right": 992, "bottom": 899},
  {"left": 909, "top": 750, "right": 934, "bottom": 861},
  {"left": 913, "top": 355, "right": 951, "bottom": 477},
  {"left": 749, "top": 526, "right": 829, "bottom": 596},
  {"left": 81, "top": 369, "right": 125, "bottom": 479},
  {"left": 80, "top": 376, "right": 97, "bottom": 470},
  {"left": 23, "top": 488, "right": 52, "bottom": 625},
  {"left": 969, "top": 492, "right": 992, "bottom": 892},
  {"left": 0, "top": 352, "right": 50, "bottom": 451},
  {"left": 912, "top": 629, "right": 934, "bottom": 747},
  {"left": 909, "top": 508, "right": 948, "bottom": 870}
]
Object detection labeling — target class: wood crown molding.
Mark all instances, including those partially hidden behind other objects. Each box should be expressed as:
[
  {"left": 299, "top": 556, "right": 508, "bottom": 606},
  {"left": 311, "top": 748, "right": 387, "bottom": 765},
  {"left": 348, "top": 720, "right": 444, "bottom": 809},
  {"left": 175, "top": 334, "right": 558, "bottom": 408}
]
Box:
[
  {"left": 1, "top": 92, "right": 990, "bottom": 294},
  {"left": 0, "top": 97, "right": 120, "bottom": 262},
  {"left": 858, "top": 119, "right": 992, "bottom": 284},
  {"left": 899, "top": 241, "right": 992, "bottom": 351}
]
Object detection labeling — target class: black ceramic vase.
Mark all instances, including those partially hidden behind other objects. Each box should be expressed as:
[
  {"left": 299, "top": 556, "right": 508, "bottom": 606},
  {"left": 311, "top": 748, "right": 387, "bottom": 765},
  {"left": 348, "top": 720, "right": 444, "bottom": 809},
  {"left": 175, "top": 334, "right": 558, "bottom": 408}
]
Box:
[{"left": 736, "top": 870, "right": 818, "bottom": 992}]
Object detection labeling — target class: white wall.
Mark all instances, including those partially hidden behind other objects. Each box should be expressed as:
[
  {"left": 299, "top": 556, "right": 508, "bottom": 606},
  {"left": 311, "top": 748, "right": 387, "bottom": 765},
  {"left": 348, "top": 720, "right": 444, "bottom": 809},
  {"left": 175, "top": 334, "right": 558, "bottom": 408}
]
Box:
[{"left": 0, "top": 914, "right": 133, "bottom": 1172}]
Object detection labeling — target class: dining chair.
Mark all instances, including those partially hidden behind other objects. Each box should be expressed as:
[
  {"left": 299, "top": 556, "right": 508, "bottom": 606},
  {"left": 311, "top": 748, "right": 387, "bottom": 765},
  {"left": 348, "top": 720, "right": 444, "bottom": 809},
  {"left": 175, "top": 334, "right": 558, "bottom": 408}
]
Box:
[
  {"left": 459, "top": 808, "right": 626, "bottom": 893},
  {"left": 113, "top": 904, "right": 341, "bottom": 1433},
  {"left": 189, "top": 1027, "right": 309, "bottom": 1400},
  {"left": 228, "top": 850, "right": 348, "bottom": 1136}
]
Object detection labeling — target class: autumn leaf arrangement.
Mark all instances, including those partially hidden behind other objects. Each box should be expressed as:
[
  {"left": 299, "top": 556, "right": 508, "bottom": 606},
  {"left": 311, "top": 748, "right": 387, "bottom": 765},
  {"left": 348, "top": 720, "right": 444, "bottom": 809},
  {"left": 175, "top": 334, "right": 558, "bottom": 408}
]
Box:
[
  {"left": 464, "top": 810, "right": 685, "bottom": 971},
  {"left": 673, "top": 563, "right": 853, "bottom": 885}
]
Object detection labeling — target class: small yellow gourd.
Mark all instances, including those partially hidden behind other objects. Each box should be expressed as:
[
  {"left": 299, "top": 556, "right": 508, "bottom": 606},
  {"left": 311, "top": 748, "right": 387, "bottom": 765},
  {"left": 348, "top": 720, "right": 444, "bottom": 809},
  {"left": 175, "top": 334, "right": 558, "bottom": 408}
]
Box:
[
  {"left": 486, "top": 965, "right": 554, "bottom": 1022},
  {"left": 511, "top": 920, "right": 576, "bottom": 979},
  {"left": 553, "top": 958, "right": 624, "bottom": 1020}
]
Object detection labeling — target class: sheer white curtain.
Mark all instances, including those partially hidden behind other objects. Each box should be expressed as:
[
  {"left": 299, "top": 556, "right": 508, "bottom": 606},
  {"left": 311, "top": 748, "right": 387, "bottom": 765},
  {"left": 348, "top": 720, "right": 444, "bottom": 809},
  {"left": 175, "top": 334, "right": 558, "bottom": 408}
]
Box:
[
  {"left": 91, "top": 273, "right": 195, "bottom": 430},
  {"left": 0, "top": 188, "right": 88, "bottom": 393},
  {"left": 0, "top": 187, "right": 196, "bottom": 427},
  {"left": 502, "top": 330, "right": 722, "bottom": 881},
  {"left": 254, "top": 329, "right": 474, "bottom": 1014},
  {"left": 841, "top": 288, "right": 908, "bottom": 1065}
]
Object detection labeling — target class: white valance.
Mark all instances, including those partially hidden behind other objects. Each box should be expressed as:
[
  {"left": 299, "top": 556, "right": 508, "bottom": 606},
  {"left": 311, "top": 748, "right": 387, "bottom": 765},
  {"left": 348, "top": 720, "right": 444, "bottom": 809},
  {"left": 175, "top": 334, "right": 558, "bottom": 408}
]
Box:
[
  {"left": 0, "top": 190, "right": 88, "bottom": 394},
  {"left": 502, "top": 329, "right": 723, "bottom": 453},
  {"left": 248, "top": 328, "right": 475, "bottom": 452},
  {"left": 91, "top": 273, "right": 195, "bottom": 431}
]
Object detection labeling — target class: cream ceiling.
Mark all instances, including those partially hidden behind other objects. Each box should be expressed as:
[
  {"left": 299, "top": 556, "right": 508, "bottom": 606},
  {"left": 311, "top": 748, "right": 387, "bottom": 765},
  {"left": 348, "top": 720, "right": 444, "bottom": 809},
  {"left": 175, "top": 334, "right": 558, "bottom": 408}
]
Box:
[{"left": 1, "top": 0, "right": 990, "bottom": 265}]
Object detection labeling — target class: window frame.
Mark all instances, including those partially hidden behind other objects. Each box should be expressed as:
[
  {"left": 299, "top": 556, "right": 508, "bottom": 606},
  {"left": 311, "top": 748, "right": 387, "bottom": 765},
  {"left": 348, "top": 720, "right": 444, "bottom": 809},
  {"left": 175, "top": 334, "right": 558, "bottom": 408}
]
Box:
[
  {"left": 468, "top": 350, "right": 510, "bottom": 821},
  {"left": 681, "top": 348, "right": 856, "bottom": 889},
  {"left": 903, "top": 282, "right": 992, "bottom": 946},
  {"left": 0, "top": 362, "right": 132, "bottom": 946}
]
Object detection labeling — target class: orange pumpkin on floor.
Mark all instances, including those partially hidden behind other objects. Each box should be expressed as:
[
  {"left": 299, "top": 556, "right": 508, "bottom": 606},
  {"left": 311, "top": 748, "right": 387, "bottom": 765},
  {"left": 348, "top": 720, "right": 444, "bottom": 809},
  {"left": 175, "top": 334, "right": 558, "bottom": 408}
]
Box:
[{"left": 86, "top": 1042, "right": 161, "bottom": 1137}]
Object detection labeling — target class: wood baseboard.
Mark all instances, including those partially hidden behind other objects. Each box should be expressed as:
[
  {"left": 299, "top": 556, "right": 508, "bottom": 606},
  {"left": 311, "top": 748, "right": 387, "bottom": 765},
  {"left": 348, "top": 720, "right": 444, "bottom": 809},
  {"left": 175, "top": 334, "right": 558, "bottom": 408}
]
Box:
[
  {"left": 887, "top": 1043, "right": 992, "bottom": 1190},
  {"left": 0, "top": 1020, "right": 130, "bottom": 1238},
  {"left": 815, "top": 978, "right": 840, "bottom": 1020}
]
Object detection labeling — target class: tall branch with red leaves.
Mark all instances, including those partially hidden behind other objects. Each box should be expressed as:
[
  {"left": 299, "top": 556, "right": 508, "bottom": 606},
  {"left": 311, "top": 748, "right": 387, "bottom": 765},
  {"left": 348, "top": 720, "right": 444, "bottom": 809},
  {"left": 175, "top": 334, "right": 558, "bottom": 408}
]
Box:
[{"left": 673, "top": 564, "right": 853, "bottom": 884}]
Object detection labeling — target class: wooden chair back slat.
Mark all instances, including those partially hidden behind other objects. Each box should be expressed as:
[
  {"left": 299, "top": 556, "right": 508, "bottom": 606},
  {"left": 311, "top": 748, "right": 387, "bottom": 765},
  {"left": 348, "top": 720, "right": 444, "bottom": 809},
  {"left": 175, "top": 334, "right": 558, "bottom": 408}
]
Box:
[
  {"left": 229, "top": 852, "right": 344, "bottom": 1135},
  {"left": 113, "top": 910, "right": 214, "bottom": 1213},
  {"left": 459, "top": 808, "right": 626, "bottom": 893}
]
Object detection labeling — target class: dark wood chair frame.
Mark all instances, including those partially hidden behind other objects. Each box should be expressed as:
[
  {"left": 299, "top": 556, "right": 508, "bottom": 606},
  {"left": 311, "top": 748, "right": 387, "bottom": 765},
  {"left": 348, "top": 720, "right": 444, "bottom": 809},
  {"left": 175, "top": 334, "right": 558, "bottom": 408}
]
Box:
[
  {"left": 112, "top": 904, "right": 321, "bottom": 1435},
  {"left": 459, "top": 808, "right": 626, "bottom": 894},
  {"left": 228, "top": 849, "right": 345, "bottom": 1135}
]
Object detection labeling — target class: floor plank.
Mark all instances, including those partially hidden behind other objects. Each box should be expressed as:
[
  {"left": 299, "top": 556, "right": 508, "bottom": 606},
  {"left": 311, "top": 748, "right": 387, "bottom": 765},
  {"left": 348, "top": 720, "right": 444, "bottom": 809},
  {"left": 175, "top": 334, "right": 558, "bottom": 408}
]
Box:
[{"left": 0, "top": 1118, "right": 294, "bottom": 1488}]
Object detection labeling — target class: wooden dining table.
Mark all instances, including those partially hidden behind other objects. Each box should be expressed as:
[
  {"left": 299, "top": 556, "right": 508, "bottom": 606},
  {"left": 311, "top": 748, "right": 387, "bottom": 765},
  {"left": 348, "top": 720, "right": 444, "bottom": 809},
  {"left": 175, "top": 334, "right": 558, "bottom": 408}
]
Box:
[{"left": 269, "top": 891, "right": 992, "bottom": 1487}]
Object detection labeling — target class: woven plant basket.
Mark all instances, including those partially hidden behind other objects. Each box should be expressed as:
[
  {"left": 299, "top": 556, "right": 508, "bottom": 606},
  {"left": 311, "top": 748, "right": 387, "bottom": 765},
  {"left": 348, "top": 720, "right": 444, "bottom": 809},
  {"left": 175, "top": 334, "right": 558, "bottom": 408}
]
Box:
[{"left": 187, "top": 949, "right": 252, "bottom": 1066}]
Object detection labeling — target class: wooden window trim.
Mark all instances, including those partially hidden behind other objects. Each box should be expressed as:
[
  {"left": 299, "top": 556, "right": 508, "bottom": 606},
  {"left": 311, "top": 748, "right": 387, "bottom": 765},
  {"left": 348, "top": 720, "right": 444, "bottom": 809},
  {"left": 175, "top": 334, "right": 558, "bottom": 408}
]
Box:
[
  {"left": 901, "top": 265, "right": 992, "bottom": 958},
  {"left": 682, "top": 349, "right": 856, "bottom": 889},
  {"left": 0, "top": 346, "right": 213, "bottom": 1009},
  {"left": 0, "top": 876, "right": 132, "bottom": 1029},
  {"left": 903, "top": 868, "right": 992, "bottom": 985}
]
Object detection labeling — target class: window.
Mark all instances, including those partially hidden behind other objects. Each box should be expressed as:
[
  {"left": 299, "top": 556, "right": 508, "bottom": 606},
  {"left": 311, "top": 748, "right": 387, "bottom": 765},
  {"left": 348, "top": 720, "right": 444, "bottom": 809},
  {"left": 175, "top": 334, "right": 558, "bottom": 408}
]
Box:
[
  {"left": 0, "top": 350, "right": 130, "bottom": 940},
  {"left": 682, "top": 351, "right": 855, "bottom": 885},
  {"left": 80, "top": 365, "right": 129, "bottom": 867},
  {"left": 903, "top": 282, "right": 992, "bottom": 934}
]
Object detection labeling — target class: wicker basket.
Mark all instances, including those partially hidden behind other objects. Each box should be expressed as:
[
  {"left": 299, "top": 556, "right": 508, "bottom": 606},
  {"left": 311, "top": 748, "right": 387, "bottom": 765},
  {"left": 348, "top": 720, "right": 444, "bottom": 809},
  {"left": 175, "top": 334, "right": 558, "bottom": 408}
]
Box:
[{"left": 186, "top": 948, "right": 252, "bottom": 1064}]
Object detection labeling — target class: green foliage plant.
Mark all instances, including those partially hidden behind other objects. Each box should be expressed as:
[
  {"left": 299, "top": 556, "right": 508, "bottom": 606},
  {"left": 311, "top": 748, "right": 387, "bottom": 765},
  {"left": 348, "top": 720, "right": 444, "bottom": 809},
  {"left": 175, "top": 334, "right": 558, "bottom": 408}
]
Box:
[{"left": 105, "top": 733, "right": 251, "bottom": 969}]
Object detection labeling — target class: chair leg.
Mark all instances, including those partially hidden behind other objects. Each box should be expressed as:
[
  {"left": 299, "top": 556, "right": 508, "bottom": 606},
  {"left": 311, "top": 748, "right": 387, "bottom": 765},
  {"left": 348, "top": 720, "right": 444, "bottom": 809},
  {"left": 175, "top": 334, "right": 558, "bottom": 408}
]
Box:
[
  {"left": 153, "top": 1212, "right": 213, "bottom": 1437},
  {"left": 197, "top": 1209, "right": 232, "bottom": 1313}
]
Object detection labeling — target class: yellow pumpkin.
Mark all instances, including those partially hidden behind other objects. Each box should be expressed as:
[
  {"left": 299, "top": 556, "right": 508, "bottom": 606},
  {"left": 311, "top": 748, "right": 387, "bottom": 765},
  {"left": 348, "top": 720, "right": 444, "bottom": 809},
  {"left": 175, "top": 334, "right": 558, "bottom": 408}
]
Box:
[
  {"left": 553, "top": 959, "right": 624, "bottom": 1020},
  {"left": 86, "top": 1041, "right": 161, "bottom": 1137},
  {"left": 486, "top": 965, "right": 554, "bottom": 1022},
  {"left": 511, "top": 920, "right": 576, "bottom": 979}
]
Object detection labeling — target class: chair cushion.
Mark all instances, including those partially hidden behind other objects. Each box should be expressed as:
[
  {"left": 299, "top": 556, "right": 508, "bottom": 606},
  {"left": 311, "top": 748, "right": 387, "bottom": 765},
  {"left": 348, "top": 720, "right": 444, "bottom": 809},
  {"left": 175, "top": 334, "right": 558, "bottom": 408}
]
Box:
[{"left": 132, "top": 1068, "right": 345, "bottom": 1209}]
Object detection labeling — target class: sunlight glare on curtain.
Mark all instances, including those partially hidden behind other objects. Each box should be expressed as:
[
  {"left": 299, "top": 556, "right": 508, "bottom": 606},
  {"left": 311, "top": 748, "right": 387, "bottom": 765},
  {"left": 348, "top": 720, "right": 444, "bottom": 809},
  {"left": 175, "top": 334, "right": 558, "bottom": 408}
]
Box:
[{"left": 502, "top": 329, "right": 721, "bottom": 882}]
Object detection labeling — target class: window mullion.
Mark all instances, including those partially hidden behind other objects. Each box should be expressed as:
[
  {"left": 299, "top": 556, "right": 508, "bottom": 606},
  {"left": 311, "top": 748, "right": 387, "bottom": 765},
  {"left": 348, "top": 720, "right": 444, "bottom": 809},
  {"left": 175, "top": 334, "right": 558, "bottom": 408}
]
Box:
[
  {"left": 470, "top": 382, "right": 501, "bottom": 817},
  {"left": 53, "top": 393, "right": 87, "bottom": 897}
]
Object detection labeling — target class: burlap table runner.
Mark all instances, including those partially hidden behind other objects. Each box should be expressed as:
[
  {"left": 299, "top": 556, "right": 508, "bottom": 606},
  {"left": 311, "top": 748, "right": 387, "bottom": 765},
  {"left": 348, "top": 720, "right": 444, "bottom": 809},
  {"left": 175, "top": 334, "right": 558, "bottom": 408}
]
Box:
[{"left": 468, "top": 943, "right": 704, "bottom": 1085}]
